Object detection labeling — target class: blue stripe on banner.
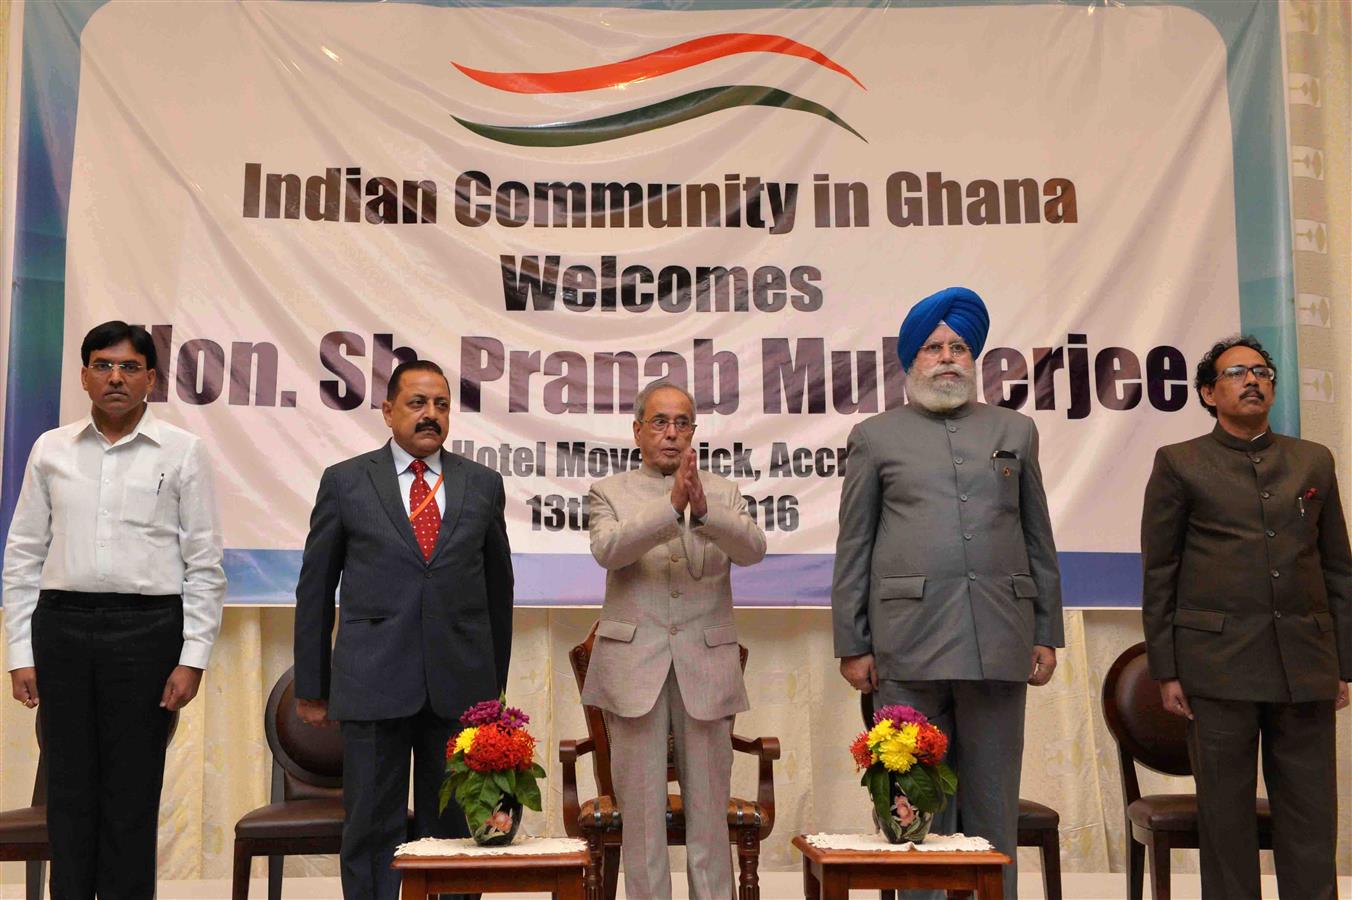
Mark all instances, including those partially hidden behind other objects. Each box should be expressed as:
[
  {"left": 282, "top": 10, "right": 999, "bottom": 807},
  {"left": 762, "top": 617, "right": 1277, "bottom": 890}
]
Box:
[{"left": 225, "top": 549, "right": 1143, "bottom": 608}]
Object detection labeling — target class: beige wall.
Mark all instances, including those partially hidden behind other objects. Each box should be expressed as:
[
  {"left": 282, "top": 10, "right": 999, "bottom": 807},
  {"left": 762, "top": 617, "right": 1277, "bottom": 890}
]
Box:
[{"left": 1, "top": 0, "right": 1349, "bottom": 885}]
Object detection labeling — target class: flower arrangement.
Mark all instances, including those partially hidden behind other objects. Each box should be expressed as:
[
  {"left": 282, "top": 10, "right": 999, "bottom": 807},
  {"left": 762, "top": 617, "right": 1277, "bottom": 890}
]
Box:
[
  {"left": 441, "top": 696, "right": 546, "bottom": 845},
  {"left": 849, "top": 704, "right": 957, "bottom": 843}
]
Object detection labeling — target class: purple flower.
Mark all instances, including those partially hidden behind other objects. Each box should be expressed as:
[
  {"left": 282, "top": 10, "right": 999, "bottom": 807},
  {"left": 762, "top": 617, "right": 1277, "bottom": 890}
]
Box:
[
  {"left": 875, "top": 704, "right": 928, "bottom": 728},
  {"left": 459, "top": 699, "right": 503, "bottom": 727},
  {"left": 500, "top": 706, "right": 530, "bottom": 729}
]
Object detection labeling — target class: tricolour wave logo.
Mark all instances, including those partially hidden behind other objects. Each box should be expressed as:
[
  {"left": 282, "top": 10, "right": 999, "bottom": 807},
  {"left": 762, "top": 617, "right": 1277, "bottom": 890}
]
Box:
[{"left": 451, "top": 33, "right": 866, "bottom": 147}]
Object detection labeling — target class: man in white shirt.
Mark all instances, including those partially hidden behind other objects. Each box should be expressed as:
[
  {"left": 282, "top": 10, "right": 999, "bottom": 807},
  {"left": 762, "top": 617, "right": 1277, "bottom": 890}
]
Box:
[{"left": 4, "top": 321, "right": 226, "bottom": 900}]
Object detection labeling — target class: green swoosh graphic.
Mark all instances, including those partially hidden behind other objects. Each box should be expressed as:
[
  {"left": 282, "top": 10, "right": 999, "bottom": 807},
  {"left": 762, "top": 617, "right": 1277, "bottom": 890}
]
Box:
[{"left": 453, "top": 85, "right": 866, "bottom": 147}]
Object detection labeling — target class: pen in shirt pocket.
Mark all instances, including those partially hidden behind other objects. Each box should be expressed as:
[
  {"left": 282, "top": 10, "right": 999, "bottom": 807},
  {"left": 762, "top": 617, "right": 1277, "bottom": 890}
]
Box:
[
  {"left": 156, "top": 472, "right": 165, "bottom": 495},
  {"left": 1298, "top": 487, "right": 1319, "bottom": 518}
]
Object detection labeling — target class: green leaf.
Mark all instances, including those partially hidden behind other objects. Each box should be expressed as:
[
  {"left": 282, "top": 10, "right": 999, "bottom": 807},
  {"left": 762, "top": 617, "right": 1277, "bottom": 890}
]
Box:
[
  {"left": 527, "top": 762, "right": 546, "bottom": 779},
  {"left": 438, "top": 779, "right": 454, "bottom": 816},
  {"left": 926, "top": 768, "right": 947, "bottom": 809},
  {"left": 493, "top": 771, "right": 514, "bottom": 795},
  {"left": 865, "top": 768, "right": 893, "bottom": 824},
  {"left": 935, "top": 762, "right": 958, "bottom": 796},
  {"left": 517, "top": 775, "right": 543, "bottom": 811},
  {"left": 479, "top": 777, "right": 503, "bottom": 809},
  {"left": 461, "top": 800, "right": 489, "bottom": 829},
  {"left": 895, "top": 768, "right": 938, "bottom": 814},
  {"left": 454, "top": 777, "right": 476, "bottom": 808}
]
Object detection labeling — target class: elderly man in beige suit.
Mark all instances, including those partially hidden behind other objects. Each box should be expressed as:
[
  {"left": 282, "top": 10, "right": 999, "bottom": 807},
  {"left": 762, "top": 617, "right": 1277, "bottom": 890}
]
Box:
[{"left": 583, "top": 380, "right": 767, "bottom": 899}]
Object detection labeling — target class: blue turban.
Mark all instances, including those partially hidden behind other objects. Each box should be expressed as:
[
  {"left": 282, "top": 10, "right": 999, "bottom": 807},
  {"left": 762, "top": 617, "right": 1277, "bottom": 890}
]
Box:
[{"left": 896, "top": 286, "right": 990, "bottom": 371}]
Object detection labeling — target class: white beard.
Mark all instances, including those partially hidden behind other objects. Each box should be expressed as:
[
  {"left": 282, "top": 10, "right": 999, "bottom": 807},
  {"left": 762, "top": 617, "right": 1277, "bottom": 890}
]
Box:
[{"left": 906, "top": 365, "right": 978, "bottom": 413}]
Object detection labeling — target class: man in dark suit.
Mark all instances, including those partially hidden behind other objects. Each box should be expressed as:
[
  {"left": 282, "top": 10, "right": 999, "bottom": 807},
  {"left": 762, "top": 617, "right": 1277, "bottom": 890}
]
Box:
[
  {"left": 294, "top": 359, "right": 513, "bottom": 900},
  {"left": 1142, "top": 335, "right": 1351, "bottom": 900}
]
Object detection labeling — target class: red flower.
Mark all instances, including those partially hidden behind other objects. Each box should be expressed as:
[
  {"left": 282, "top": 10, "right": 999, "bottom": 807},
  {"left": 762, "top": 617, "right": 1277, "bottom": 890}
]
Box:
[
  {"left": 914, "top": 724, "right": 948, "bottom": 764},
  {"left": 512, "top": 729, "right": 537, "bottom": 772},
  {"left": 849, "top": 731, "right": 873, "bottom": 769},
  {"left": 465, "top": 724, "right": 531, "bottom": 773}
]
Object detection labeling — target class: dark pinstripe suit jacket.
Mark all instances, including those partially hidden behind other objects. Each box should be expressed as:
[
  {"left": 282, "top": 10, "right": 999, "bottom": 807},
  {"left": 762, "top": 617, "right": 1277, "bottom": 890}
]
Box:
[{"left": 294, "top": 441, "right": 514, "bottom": 721}]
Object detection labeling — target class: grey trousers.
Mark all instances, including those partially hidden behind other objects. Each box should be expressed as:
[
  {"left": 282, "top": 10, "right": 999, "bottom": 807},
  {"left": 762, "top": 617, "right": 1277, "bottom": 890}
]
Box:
[
  {"left": 1187, "top": 695, "right": 1337, "bottom": 900},
  {"left": 877, "top": 679, "right": 1027, "bottom": 900},
  {"left": 603, "top": 667, "right": 734, "bottom": 900}
]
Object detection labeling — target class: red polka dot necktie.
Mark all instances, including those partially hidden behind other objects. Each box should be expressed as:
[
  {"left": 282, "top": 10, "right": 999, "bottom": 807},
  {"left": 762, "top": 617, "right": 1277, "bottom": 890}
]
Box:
[{"left": 409, "top": 459, "right": 441, "bottom": 561}]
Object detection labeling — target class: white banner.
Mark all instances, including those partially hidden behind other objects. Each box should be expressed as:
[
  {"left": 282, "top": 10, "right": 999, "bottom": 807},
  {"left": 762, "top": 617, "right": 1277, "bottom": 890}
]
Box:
[{"left": 55, "top": 2, "right": 1240, "bottom": 602}]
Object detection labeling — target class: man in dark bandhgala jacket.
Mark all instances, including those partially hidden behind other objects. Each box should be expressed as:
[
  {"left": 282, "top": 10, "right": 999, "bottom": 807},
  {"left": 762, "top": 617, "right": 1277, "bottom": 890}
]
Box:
[{"left": 1142, "top": 334, "right": 1351, "bottom": 900}]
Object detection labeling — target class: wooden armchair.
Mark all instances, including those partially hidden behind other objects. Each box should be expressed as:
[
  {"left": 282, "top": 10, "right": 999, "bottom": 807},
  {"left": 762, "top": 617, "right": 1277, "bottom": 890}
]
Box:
[{"left": 559, "top": 624, "right": 781, "bottom": 900}]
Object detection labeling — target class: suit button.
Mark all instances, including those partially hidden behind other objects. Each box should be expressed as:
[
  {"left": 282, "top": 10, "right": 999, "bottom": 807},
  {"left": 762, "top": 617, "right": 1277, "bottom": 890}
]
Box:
[
  {"left": 1266, "top": 530, "right": 1276, "bottom": 538},
  {"left": 671, "top": 590, "right": 680, "bottom": 598},
  {"left": 947, "top": 424, "right": 957, "bottom": 433},
  {"left": 669, "top": 626, "right": 679, "bottom": 635},
  {"left": 968, "top": 572, "right": 977, "bottom": 581},
  {"left": 959, "top": 494, "right": 969, "bottom": 502},
  {"left": 1261, "top": 491, "right": 1271, "bottom": 499},
  {"left": 671, "top": 555, "right": 681, "bottom": 562},
  {"left": 1251, "top": 456, "right": 1262, "bottom": 464},
  {"left": 1274, "top": 611, "right": 1283, "bottom": 619},
  {"left": 424, "top": 571, "right": 432, "bottom": 579},
  {"left": 1270, "top": 569, "right": 1280, "bottom": 578},
  {"left": 954, "top": 456, "right": 964, "bottom": 465},
  {"left": 963, "top": 533, "right": 973, "bottom": 541}
]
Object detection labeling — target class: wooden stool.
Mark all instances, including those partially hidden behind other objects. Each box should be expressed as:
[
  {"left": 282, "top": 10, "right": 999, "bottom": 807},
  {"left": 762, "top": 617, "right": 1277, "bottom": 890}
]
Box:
[
  {"left": 393, "top": 843, "right": 594, "bottom": 900},
  {"left": 793, "top": 835, "right": 1010, "bottom": 900}
]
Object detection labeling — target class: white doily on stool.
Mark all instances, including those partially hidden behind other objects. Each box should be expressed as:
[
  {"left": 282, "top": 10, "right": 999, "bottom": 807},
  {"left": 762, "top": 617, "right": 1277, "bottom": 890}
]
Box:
[
  {"left": 804, "top": 833, "right": 993, "bottom": 853},
  {"left": 395, "top": 836, "right": 588, "bottom": 858}
]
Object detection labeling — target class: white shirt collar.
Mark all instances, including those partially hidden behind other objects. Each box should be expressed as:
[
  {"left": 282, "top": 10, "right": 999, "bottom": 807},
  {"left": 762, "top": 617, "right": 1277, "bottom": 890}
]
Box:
[
  {"left": 390, "top": 440, "right": 442, "bottom": 476},
  {"left": 80, "top": 403, "right": 161, "bottom": 448}
]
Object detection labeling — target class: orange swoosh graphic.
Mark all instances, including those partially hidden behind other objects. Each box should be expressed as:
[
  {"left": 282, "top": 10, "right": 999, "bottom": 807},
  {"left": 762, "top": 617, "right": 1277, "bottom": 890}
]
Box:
[{"left": 453, "top": 32, "right": 865, "bottom": 93}]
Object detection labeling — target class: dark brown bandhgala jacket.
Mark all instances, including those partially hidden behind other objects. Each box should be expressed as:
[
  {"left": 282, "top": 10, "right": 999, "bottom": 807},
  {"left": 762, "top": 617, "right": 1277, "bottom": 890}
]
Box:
[{"left": 1141, "top": 425, "right": 1352, "bottom": 702}]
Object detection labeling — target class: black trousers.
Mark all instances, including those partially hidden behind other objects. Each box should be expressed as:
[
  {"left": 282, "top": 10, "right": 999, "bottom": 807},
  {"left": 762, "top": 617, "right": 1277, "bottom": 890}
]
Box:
[
  {"left": 1187, "top": 695, "right": 1338, "bottom": 900},
  {"left": 340, "top": 704, "right": 476, "bottom": 900},
  {"left": 31, "top": 590, "right": 183, "bottom": 900}
]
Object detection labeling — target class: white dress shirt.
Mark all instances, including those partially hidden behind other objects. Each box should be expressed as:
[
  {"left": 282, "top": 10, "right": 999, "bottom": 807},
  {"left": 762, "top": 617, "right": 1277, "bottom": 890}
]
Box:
[
  {"left": 390, "top": 441, "right": 446, "bottom": 517},
  {"left": 3, "top": 405, "right": 226, "bottom": 670}
]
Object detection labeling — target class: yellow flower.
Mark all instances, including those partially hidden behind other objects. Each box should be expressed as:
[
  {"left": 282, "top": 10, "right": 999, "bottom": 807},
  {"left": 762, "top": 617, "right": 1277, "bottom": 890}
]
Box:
[
  {"left": 453, "top": 727, "right": 478, "bottom": 755},
  {"left": 878, "top": 724, "right": 920, "bottom": 773},
  {"left": 866, "top": 719, "right": 895, "bottom": 750}
]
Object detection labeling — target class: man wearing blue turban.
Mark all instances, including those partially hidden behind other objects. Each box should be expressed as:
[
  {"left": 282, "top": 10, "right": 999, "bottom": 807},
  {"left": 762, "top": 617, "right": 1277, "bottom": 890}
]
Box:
[
  {"left": 832, "top": 287, "right": 1064, "bottom": 900},
  {"left": 893, "top": 286, "right": 992, "bottom": 373}
]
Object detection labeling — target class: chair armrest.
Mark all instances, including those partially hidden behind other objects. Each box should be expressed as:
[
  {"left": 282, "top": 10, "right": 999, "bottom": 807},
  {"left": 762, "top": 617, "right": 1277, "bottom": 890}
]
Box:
[
  {"left": 731, "top": 734, "right": 781, "bottom": 761},
  {"left": 559, "top": 736, "right": 594, "bottom": 764},
  {"left": 559, "top": 737, "right": 594, "bottom": 838},
  {"left": 731, "top": 734, "right": 780, "bottom": 837}
]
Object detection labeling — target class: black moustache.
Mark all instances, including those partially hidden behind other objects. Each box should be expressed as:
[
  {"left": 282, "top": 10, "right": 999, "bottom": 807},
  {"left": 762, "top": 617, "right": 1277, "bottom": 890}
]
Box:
[{"left": 415, "top": 421, "right": 442, "bottom": 434}]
